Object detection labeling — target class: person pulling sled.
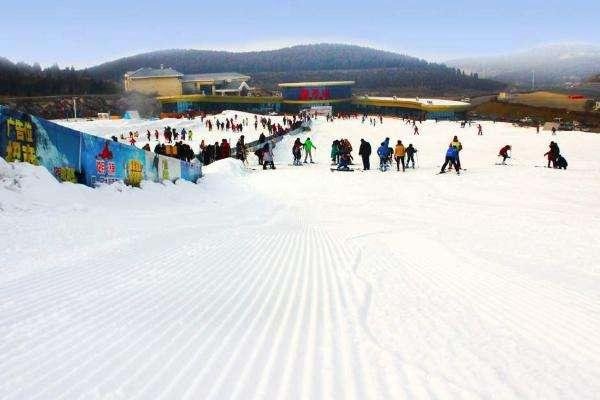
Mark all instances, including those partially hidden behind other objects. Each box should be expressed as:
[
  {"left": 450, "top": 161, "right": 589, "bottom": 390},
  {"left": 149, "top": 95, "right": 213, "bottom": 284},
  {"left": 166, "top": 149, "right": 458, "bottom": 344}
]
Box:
[{"left": 498, "top": 145, "right": 511, "bottom": 164}]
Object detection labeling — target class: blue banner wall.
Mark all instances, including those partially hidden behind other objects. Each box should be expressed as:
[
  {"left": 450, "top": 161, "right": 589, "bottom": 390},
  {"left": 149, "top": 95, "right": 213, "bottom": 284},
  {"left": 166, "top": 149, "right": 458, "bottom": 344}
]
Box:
[
  {"left": 0, "top": 106, "right": 202, "bottom": 187},
  {"left": 180, "top": 160, "right": 202, "bottom": 182}
]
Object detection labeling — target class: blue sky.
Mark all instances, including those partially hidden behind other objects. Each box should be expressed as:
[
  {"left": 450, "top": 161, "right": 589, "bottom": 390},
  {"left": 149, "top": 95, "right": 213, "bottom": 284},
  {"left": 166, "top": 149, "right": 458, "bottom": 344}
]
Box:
[{"left": 1, "top": 0, "right": 597, "bottom": 68}]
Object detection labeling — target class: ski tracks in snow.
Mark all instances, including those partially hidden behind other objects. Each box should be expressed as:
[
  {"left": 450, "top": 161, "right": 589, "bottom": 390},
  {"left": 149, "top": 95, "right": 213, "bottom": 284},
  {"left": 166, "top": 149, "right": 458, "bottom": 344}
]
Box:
[{"left": 1, "top": 205, "right": 411, "bottom": 399}]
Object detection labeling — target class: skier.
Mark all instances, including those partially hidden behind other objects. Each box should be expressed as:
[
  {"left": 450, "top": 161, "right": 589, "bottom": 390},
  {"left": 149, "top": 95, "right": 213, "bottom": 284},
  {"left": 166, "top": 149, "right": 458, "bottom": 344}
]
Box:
[
  {"left": 414, "top": 126, "right": 419, "bottom": 135},
  {"left": 303, "top": 137, "right": 316, "bottom": 163},
  {"left": 450, "top": 136, "right": 463, "bottom": 170},
  {"left": 146, "top": 130, "right": 151, "bottom": 141},
  {"left": 440, "top": 144, "right": 460, "bottom": 174},
  {"left": 358, "top": 138, "right": 371, "bottom": 170},
  {"left": 337, "top": 152, "right": 352, "bottom": 171},
  {"left": 406, "top": 144, "right": 417, "bottom": 168},
  {"left": 377, "top": 142, "right": 389, "bottom": 171},
  {"left": 188, "top": 129, "right": 193, "bottom": 141},
  {"left": 477, "top": 124, "right": 483, "bottom": 135},
  {"left": 498, "top": 145, "right": 511, "bottom": 164},
  {"left": 292, "top": 138, "right": 303, "bottom": 166},
  {"left": 393, "top": 140, "right": 406, "bottom": 172}
]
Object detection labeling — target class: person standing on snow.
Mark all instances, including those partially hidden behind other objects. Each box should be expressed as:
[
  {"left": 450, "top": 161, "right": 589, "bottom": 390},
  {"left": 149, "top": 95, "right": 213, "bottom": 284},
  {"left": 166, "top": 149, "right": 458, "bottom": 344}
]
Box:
[
  {"left": 220, "top": 139, "right": 231, "bottom": 159},
  {"left": 235, "top": 135, "right": 247, "bottom": 162},
  {"left": 450, "top": 136, "right": 463, "bottom": 170},
  {"left": 477, "top": 124, "right": 483, "bottom": 135},
  {"left": 262, "top": 142, "right": 276, "bottom": 170},
  {"left": 303, "top": 137, "right": 316, "bottom": 163},
  {"left": 406, "top": 144, "right": 417, "bottom": 168},
  {"left": 358, "top": 138, "right": 371, "bottom": 170},
  {"left": 394, "top": 140, "right": 406, "bottom": 172},
  {"left": 331, "top": 140, "right": 340, "bottom": 165},
  {"left": 499, "top": 145, "right": 511, "bottom": 164},
  {"left": 292, "top": 138, "right": 303, "bottom": 166},
  {"left": 544, "top": 141, "right": 559, "bottom": 168},
  {"left": 377, "top": 142, "right": 389, "bottom": 170},
  {"left": 440, "top": 144, "right": 460, "bottom": 174}
]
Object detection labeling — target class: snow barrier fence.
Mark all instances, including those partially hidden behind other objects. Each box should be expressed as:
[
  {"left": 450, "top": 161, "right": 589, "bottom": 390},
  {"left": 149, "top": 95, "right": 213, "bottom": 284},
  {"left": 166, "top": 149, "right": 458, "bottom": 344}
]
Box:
[{"left": 0, "top": 106, "right": 202, "bottom": 187}]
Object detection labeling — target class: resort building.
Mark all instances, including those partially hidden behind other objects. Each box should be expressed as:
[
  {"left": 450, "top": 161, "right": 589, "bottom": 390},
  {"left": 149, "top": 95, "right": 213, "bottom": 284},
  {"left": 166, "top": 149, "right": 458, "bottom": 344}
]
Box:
[{"left": 123, "top": 70, "right": 470, "bottom": 119}]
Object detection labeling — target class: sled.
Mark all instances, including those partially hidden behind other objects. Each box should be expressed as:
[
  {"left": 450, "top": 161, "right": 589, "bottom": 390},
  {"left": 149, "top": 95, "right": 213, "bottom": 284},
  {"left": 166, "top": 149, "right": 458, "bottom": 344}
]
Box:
[{"left": 330, "top": 168, "right": 354, "bottom": 172}]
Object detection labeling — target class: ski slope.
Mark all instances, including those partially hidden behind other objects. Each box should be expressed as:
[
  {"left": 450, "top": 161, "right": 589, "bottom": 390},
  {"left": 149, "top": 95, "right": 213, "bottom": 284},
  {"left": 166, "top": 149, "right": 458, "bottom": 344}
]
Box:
[
  {"left": 1, "top": 116, "right": 600, "bottom": 399},
  {"left": 55, "top": 110, "right": 283, "bottom": 150}
]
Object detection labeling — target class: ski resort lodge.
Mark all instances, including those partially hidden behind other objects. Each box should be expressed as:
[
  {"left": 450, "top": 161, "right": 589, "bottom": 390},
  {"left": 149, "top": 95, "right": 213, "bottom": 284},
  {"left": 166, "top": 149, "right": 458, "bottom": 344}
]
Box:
[{"left": 124, "top": 68, "right": 470, "bottom": 119}]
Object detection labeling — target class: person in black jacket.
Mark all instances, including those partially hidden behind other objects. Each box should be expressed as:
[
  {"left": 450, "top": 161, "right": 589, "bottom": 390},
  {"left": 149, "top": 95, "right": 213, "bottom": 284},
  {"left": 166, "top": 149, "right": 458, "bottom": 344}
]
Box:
[
  {"left": 358, "top": 139, "right": 372, "bottom": 170},
  {"left": 406, "top": 144, "right": 417, "bottom": 168}
]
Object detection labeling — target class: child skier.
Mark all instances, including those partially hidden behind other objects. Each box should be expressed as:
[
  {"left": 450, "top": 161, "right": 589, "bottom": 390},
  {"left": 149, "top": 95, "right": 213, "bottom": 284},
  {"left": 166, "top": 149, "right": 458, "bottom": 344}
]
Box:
[
  {"left": 498, "top": 145, "right": 511, "bottom": 164},
  {"left": 440, "top": 144, "right": 460, "bottom": 174},
  {"left": 292, "top": 138, "right": 303, "bottom": 166},
  {"left": 406, "top": 144, "right": 417, "bottom": 168}
]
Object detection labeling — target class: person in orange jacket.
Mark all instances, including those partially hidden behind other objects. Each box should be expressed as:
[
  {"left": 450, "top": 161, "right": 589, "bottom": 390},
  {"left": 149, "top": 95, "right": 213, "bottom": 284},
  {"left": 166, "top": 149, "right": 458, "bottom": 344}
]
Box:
[{"left": 393, "top": 140, "right": 406, "bottom": 172}]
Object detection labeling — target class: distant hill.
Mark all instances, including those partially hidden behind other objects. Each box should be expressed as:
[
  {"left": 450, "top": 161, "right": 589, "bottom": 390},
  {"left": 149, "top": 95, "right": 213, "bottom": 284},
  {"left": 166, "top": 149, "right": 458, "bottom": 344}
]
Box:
[
  {"left": 447, "top": 43, "right": 600, "bottom": 88},
  {"left": 87, "top": 44, "right": 504, "bottom": 95},
  {"left": 0, "top": 58, "right": 118, "bottom": 97}
]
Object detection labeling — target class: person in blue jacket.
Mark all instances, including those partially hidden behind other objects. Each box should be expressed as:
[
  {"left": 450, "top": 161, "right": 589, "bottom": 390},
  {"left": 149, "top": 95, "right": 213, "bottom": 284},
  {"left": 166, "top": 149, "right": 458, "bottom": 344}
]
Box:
[
  {"left": 440, "top": 144, "right": 460, "bottom": 174},
  {"left": 377, "top": 142, "right": 389, "bottom": 170}
]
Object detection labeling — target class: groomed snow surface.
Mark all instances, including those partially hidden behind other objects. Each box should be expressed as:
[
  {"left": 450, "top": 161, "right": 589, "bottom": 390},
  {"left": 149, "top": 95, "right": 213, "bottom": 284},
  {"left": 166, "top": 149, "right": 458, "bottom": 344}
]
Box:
[{"left": 1, "top": 116, "right": 600, "bottom": 399}]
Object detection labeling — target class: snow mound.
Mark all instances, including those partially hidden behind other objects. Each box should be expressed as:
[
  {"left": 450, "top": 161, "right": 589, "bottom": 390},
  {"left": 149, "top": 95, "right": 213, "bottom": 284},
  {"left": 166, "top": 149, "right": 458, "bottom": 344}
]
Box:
[
  {"left": 202, "top": 158, "right": 248, "bottom": 179},
  {"left": 0, "top": 158, "right": 65, "bottom": 212}
]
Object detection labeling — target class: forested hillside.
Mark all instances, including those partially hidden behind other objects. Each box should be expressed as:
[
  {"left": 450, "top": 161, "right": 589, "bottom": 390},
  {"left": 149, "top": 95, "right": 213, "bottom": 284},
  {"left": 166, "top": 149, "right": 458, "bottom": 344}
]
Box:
[
  {"left": 88, "top": 44, "right": 504, "bottom": 94},
  {"left": 0, "top": 58, "right": 118, "bottom": 97}
]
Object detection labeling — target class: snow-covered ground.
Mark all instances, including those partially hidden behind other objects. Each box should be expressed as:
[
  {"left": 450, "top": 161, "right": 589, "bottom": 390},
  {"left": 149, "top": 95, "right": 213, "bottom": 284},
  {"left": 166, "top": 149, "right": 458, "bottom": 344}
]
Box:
[
  {"left": 1, "top": 116, "right": 600, "bottom": 399},
  {"left": 55, "top": 110, "right": 282, "bottom": 151}
]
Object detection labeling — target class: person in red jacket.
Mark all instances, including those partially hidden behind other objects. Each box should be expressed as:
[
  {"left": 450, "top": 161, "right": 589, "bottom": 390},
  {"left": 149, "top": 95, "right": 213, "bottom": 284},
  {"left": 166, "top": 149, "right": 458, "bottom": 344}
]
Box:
[
  {"left": 498, "top": 145, "right": 511, "bottom": 164},
  {"left": 220, "top": 139, "right": 231, "bottom": 159}
]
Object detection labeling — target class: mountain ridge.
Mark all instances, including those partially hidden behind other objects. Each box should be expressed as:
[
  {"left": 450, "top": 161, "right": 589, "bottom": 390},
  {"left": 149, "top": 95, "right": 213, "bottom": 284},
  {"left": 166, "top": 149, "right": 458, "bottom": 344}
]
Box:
[{"left": 446, "top": 43, "right": 600, "bottom": 87}]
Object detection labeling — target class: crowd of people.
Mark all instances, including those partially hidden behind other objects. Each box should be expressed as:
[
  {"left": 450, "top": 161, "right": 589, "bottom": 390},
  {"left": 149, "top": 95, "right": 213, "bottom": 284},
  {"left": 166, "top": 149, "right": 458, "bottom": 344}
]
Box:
[
  {"left": 110, "top": 113, "right": 571, "bottom": 174},
  {"left": 106, "top": 111, "right": 312, "bottom": 168}
]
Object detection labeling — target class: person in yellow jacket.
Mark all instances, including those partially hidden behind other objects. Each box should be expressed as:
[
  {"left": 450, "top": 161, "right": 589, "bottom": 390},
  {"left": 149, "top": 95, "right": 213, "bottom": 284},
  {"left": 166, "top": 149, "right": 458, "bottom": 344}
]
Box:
[
  {"left": 394, "top": 140, "right": 406, "bottom": 172},
  {"left": 450, "top": 135, "right": 463, "bottom": 170}
]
